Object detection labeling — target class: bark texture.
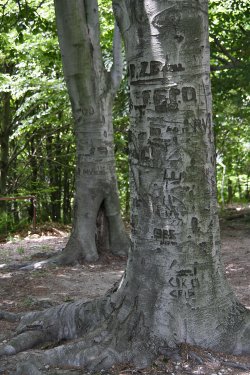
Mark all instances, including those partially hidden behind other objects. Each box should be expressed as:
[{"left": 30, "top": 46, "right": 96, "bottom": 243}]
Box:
[
  {"left": 112, "top": 0, "right": 250, "bottom": 355},
  {"left": 0, "top": 1, "right": 249, "bottom": 373},
  {"left": 53, "top": 0, "right": 128, "bottom": 263}
]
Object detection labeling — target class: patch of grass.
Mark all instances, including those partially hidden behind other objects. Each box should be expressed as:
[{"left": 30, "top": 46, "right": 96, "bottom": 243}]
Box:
[
  {"left": 6, "top": 234, "right": 15, "bottom": 242},
  {"left": 17, "top": 246, "right": 25, "bottom": 255},
  {"left": 22, "top": 296, "right": 34, "bottom": 307},
  {"left": 31, "top": 269, "right": 49, "bottom": 278},
  {"left": 41, "top": 245, "right": 52, "bottom": 251},
  {"left": 64, "top": 295, "right": 74, "bottom": 302}
]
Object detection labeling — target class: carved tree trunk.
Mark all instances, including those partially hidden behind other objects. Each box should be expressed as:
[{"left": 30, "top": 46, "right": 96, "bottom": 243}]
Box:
[
  {"left": 111, "top": 0, "right": 250, "bottom": 355},
  {"left": 54, "top": 0, "right": 128, "bottom": 262},
  {"left": 1, "top": 1, "right": 249, "bottom": 374}
]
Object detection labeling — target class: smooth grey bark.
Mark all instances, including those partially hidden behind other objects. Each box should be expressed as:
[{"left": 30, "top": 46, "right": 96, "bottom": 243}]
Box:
[
  {"left": 0, "top": 1, "right": 249, "bottom": 374},
  {"left": 111, "top": 0, "right": 250, "bottom": 356},
  {"left": 53, "top": 0, "right": 128, "bottom": 263}
]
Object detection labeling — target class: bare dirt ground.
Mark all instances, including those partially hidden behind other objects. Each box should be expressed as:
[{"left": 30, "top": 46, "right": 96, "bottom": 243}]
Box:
[{"left": 0, "top": 209, "right": 250, "bottom": 374}]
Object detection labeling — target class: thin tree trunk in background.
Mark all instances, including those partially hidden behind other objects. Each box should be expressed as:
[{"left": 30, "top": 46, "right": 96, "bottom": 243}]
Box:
[
  {"left": 28, "top": 136, "right": 38, "bottom": 222},
  {"left": 0, "top": 92, "right": 11, "bottom": 197},
  {"left": 52, "top": 132, "right": 62, "bottom": 222},
  {"left": 0, "top": 92, "right": 11, "bottom": 221},
  {"left": 227, "top": 178, "right": 233, "bottom": 203},
  {"left": 62, "top": 144, "right": 72, "bottom": 224},
  {"left": 46, "top": 134, "right": 53, "bottom": 220},
  {"left": 37, "top": 137, "right": 50, "bottom": 222},
  {"left": 45, "top": 131, "right": 62, "bottom": 222},
  {"left": 0, "top": 63, "right": 14, "bottom": 216},
  {"left": 125, "top": 181, "right": 130, "bottom": 220},
  {"left": 237, "top": 175, "right": 242, "bottom": 200},
  {"left": 246, "top": 175, "right": 250, "bottom": 201}
]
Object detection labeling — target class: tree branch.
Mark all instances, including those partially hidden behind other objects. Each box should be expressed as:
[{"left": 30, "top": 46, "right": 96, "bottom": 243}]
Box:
[
  {"left": 212, "top": 36, "right": 238, "bottom": 64},
  {"left": 210, "top": 62, "right": 245, "bottom": 71},
  {"left": 112, "top": 0, "right": 130, "bottom": 36},
  {"left": 54, "top": 0, "right": 98, "bottom": 103},
  {"left": 84, "top": 0, "right": 103, "bottom": 70},
  {"left": 214, "top": 55, "right": 231, "bottom": 64},
  {"left": 110, "top": 22, "right": 123, "bottom": 94},
  {"left": 239, "top": 25, "right": 248, "bottom": 35}
]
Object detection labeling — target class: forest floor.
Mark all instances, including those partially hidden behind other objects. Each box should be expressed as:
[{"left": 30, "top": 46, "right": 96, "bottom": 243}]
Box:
[{"left": 0, "top": 206, "right": 250, "bottom": 374}]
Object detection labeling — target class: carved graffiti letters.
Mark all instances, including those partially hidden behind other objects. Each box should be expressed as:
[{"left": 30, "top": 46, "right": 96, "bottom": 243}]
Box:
[
  {"left": 128, "top": 57, "right": 199, "bottom": 117},
  {"left": 169, "top": 265, "right": 200, "bottom": 299},
  {"left": 129, "top": 64, "right": 136, "bottom": 80},
  {"left": 182, "top": 87, "right": 196, "bottom": 102},
  {"left": 130, "top": 83, "right": 197, "bottom": 115},
  {"left": 150, "top": 127, "right": 161, "bottom": 137},
  {"left": 129, "top": 56, "right": 185, "bottom": 82},
  {"left": 78, "top": 166, "right": 108, "bottom": 176},
  {"left": 153, "top": 227, "right": 176, "bottom": 245},
  {"left": 139, "top": 61, "right": 163, "bottom": 77},
  {"left": 154, "top": 87, "right": 180, "bottom": 113},
  {"left": 142, "top": 90, "right": 151, "bottom": 105},
  {"left": 164, "top": 170, "right": 182, "bottom": 184}
]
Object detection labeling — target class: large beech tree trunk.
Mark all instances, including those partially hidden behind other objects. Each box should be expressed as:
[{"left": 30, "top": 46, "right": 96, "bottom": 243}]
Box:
[
  {"left": 111, "top": 0, "right": 250, "bottom": 354},
  {"left": 53, "top": 0, "right": 128, "bottom": 263},
  {"left": 0, "top": 1, "right": 249, "bottom": 374}
]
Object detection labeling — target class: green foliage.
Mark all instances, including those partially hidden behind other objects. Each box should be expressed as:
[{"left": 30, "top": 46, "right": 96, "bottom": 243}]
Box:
[
  {"left": 17, "top": 246, "right": 25, "bottom": 255},
  {"left": 98, "top": 0, "right": 115, "bottom": 68},
  {"left": 0, "top": 0, "right": 75, "bottom": 231},
  {"left": 209, "top": 0, "right": 250, "bottom": 204},
  {"left": 98, "top": 0, "right": 130, "bottom": 218},
  {"left": 0, "top": 207, "right": 29, "bottom": 237},
  {"left": 0, "top": 211, "right": 9, "bottom": 234},
  {"left": 114, "top": 115, "right": 129, "bottom": 219}
]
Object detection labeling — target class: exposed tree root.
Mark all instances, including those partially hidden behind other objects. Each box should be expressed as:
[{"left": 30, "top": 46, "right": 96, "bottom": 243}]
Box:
[
  {"left": 0, "top": 311, "right": 23, "bottom": 323},
  {"left": 0, "top": 281, "right": 121, "bottom": 357},
  {"left": 0, "top": 253, "right": 70, "bottom": 272},
  {"left": 2, "top": 328, "right": 158, "bottom": 375},
  {"left": 1, "top": 309, "right": 250, "bottom": 374},
  {"left": 2, "top": 334, "right": 122, "bottom": 375},
  {"left": 2, "top": 340, "right": 250, "bottom": 375},
  {"left": 1, "top": 279, "right": 250, "bottom": 374}
]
